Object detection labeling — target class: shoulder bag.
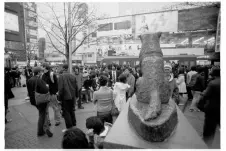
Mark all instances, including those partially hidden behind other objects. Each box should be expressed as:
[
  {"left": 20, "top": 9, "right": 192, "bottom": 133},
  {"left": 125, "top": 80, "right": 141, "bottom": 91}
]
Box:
[{"left": 35, "top": 78, "right": 50, "bottom": 105}]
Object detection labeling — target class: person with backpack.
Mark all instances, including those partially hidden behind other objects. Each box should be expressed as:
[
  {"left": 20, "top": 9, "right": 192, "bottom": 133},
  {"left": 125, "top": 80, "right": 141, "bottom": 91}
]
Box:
[
  {"left": 189, "top": 66, "right": 205, "bottom": 112},
  {"left": 42, "top": 63, "right": 61, "bottom": 126}
]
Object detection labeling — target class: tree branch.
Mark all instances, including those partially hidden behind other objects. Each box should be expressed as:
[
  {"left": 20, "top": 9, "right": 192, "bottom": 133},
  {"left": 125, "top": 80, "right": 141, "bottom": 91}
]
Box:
[
  {"left": 39, "top": 21, "right": 66, "bottom": 56},
  {"left": 46, "top": 3, "right": 66, "bottom": 40}
]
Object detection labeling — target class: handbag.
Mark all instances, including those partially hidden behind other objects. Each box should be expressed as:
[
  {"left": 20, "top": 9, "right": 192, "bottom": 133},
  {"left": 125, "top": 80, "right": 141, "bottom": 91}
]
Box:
[
  {"left": 35, "top": 78, "right": 50, "bottom": 105},
  {"left": 110, "top": 91, "right": 119, "bottom": 116}
]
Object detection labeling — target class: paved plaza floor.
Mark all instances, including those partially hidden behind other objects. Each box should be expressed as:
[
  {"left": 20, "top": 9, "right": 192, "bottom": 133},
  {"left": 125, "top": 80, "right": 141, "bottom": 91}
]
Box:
[{"left": 5, "top": 83, "right": 220, "bottom": 149}]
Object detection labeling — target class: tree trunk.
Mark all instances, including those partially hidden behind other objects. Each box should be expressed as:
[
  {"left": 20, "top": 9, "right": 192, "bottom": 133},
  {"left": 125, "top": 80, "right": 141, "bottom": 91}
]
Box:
[{"left": 65, "top": 43, "right": 69, "bottom": 65}]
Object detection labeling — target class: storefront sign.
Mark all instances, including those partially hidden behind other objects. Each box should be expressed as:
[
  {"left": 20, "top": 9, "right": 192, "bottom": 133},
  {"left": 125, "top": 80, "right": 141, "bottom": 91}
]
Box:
[{"left": 97, "top": 16, "right": 132, "bottom": 37}]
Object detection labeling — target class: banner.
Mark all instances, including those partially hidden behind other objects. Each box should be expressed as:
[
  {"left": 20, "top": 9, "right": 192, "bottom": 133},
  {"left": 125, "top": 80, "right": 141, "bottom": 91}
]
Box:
[
  {"left": 135, "top": 11, "right": 178, "bottom": 35},
  {"left": 97, "top": 16, "right": 132, "bottom": 37}
]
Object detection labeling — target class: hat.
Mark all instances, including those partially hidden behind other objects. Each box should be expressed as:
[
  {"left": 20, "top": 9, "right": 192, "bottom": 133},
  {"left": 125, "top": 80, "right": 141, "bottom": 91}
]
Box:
[
  {"left": 164, "top": 63, "right": 172, "bottom": 71},
  {"left": 33, "top": 67, "right": 44, "bottom": 73}
]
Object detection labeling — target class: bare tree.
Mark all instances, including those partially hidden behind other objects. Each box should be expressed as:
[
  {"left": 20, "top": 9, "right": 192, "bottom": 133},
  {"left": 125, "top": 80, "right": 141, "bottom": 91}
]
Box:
[{"left": 38, "top": 2, "right": 107, "bottom": 64}]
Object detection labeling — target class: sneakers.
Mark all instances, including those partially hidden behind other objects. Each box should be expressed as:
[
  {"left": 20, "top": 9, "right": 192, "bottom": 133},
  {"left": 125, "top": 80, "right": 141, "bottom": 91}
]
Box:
[{"left": 45, "top": 129, "right": 53, "bottom": 137}]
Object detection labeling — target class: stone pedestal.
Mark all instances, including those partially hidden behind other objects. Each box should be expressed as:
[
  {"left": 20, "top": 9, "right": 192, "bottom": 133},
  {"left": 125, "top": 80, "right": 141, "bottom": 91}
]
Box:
[
  {"left": 128, "top": 95, "right": 178, "bottom": 142},
  {"left": 103, "top": 97, "right": 208, "bottom": 149}
]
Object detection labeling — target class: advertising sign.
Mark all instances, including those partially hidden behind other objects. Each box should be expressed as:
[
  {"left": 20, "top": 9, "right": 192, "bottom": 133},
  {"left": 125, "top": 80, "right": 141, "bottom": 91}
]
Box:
[
  {"left": 97, "top": 16, "right": 132, "bottom": 37},
  {"left": 5, "top": 12, "right": 19, "bottom": 32},
  {"left": 135, "top": 11, "right": 178, "bottom": 35},
  {"left": 178, "top": 6, "right": 219, "bottom": 31}
]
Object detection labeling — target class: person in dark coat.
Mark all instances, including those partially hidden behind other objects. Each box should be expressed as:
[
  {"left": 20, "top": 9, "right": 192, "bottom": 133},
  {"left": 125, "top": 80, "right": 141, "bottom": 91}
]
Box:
[
  {"left": 201, "top": 68, "right": 220, "bottom": 147},
  {"left": 42, "top": 63, "right": 61, "bottom": 126},
  {"left": 73, "top": 66, "right": 84, "bottom": 109},
  {"left": 27, "top": 67, "right": 53, "bottom": 137},
  {"left": 5, "top": 67, "right": 12, "bottom": 123},
  {"left": 58, "top": 64, "right": 78, "bottom": 130}
]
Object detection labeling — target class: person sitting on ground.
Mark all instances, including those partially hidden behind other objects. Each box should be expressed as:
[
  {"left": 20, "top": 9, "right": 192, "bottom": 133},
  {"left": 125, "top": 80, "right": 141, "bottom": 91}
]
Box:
[
  {"left": 86, "top": 116, "right": 112, "bottom": 149},
  {"left": 62, "top": 127, "right": 94, "bottom": 149}
]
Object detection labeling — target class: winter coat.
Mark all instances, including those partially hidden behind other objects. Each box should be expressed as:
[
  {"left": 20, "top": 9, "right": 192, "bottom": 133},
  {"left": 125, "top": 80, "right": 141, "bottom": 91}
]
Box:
[
  {"left": 176, "top": 74, "right": 187, "bottom": 93},
  {"left": 58, "top": 71, "right": 78, "bottom": 102},
  {"left": 27, "top": 76, "right": 49, "bottom": 106},
  {"left": 113, "top": 82, "right": 130, "bottom": 112},
  {"left": 42, "top": 71, "right": 58, "bottom": 95}
]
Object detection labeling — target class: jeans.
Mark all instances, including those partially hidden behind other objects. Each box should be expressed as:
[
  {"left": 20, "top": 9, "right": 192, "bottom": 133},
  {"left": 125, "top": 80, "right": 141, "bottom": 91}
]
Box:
[
  {"left": 62, "top": 99, "right": 76, "bottom": 129},
  {"left": 36, "top": 102, "right": 49, "bottom": 135},
  {"left": 46, "top": 94, "right": 61, "bottom": 123},
  {"left": 190, "top": 91, "right": 202, "bottom": 110},
  {"left": 97, "top": 111, "right": 113, "bottom": 124},
  {"left": 81, "top": 88, "right": 91, "bottom": 102}
]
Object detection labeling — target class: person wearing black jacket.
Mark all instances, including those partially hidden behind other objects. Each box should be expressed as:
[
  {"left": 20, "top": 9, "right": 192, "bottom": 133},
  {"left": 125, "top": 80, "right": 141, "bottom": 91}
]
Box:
[
  {"left": 42, "top": 63, "right": 61, "bottom": 126},
  {"left": 201, "top": 68, "right": 220, "bottom": 147},
  {"left": 27, "top": 67, "right": 53, "bottom": 137},
  {"left": 5, "top": 67, "right": 12, "bottom": 123}
]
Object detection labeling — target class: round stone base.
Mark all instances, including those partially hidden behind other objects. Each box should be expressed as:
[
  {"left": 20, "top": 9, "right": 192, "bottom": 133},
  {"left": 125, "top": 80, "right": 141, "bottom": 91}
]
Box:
[{"left": 128, "top": 95, "right": 178, "bottom": 142}]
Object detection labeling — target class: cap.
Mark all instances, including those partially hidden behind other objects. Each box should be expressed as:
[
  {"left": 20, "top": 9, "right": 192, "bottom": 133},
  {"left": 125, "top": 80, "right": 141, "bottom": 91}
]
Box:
[{"left": 33, "top": 67, "right": 44, "bottom": 73}]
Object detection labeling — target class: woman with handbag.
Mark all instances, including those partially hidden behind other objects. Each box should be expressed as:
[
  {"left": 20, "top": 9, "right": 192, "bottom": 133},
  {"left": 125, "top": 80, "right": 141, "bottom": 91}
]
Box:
[
  {"left": 27, "top": 67, "right": 53, "bottom": 137},
  {"left": 93, "top": 75, "right": 114, "bottom": 124}
]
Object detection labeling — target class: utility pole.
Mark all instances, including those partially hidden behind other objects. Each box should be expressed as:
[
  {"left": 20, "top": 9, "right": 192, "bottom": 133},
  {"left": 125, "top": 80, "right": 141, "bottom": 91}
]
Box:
[{"left": 68, "top": 2, "right": 72, "bottom": 73}]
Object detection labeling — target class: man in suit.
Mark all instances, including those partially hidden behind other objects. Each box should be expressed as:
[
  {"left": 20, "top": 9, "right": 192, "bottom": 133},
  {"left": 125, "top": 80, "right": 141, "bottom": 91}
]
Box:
[
  {"left": 124, "top": 67, "right": 135, "bottom": 101},
  {"left": 58, "top": 64, "right": 78, "bottom": 130},
  {"left": 109, "top": 66, "right": 119, "bottom": 86}
]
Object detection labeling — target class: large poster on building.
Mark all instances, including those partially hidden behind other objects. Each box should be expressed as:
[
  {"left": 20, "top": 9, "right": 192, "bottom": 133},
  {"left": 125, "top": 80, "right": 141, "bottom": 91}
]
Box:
[
  {"left": 135, "top": 11, "right": 178, "bottom": 35},
  {"left": 5, "top": 12, "right": 19, "bottom": 32},
  {"left": 97, "top": 16, "right": 132, "bottom": 37},
  {"left": 178, "top": 6, "right": 219, "bottom": 31}
]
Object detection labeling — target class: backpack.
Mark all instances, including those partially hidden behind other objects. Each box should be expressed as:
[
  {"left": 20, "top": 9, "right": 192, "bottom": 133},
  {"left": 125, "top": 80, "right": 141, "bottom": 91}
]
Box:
[{"left": 188, "top": 73, "right": 199, "bottom": 88}]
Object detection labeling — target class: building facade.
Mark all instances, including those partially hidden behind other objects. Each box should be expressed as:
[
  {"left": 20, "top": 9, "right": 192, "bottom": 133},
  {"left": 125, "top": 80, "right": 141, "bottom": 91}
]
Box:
[
  {"left": 5, "top": 2, "right": 26, "bottom": 67},
  {"left": 38, "top": 38, "right": 45, "bottom": 60},
  {"left": 24, "top": 2, "right": 38, "bottom": 60}
]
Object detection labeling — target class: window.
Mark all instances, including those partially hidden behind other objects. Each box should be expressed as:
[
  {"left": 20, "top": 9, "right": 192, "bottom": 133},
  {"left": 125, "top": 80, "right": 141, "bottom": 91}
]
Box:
[
  {"left": 114, "top": 20, "right": 131, "bottom": 30},
  {"left": 88, "top": 54, "right": 92, "bottom": 58},
  {"left": 98, "top": 23, "right": 113, "bottom": 31}
]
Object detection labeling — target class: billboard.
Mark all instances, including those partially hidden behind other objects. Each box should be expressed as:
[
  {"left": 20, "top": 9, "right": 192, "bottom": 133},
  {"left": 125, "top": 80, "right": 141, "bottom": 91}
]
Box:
[
  {"left": 97, "top": 16, "right": 132, "bottom": 37},
  {"left": 5, "top": 12, "right": 19, "bottom": 32},
  {"left": 178, "top": 6, "right": 219, "bottom": 31},
  {"left": 135, "top": 11, "right": 178, "bottom": 35}
]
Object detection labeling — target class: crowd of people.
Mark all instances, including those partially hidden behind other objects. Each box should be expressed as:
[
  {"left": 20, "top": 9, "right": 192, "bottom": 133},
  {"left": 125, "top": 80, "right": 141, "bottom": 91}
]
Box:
[{"left": 4, "top": 62, "right": 220, "bottom": 148}]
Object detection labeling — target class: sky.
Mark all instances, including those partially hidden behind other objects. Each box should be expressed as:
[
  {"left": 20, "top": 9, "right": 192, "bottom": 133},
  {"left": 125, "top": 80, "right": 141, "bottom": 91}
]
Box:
[{"left": 37, "top": 2, "right": 178, "bottom": 38}]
